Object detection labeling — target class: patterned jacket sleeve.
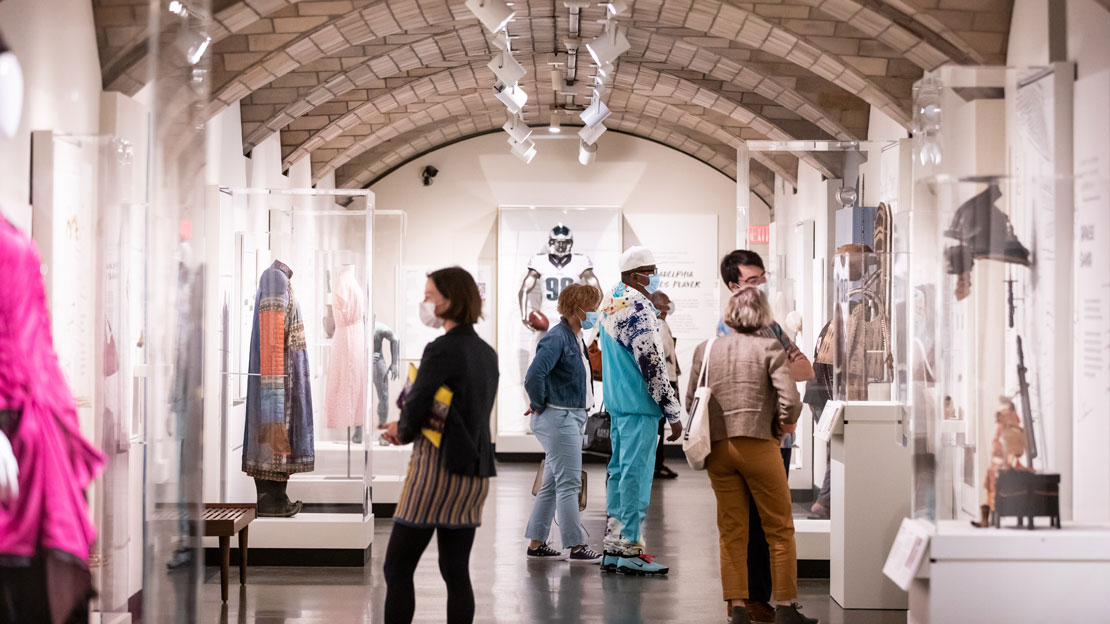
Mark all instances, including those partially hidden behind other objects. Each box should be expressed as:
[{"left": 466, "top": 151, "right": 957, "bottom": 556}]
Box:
[
  {"left": 258, "top": 269, "right": 290, "bottom": 427},
  {"left": 626, "top": 305, "right": 683, "bottom": 423}
]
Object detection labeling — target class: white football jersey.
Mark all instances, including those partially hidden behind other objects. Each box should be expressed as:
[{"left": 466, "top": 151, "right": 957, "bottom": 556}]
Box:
[{"left": 526, "top": 252, "right": 593, "bottom": 318}]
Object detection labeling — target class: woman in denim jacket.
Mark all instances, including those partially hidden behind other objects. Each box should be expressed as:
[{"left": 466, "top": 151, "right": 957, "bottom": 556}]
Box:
[{"left": 522, "top": 284, "right": 604, "bottom": 563}]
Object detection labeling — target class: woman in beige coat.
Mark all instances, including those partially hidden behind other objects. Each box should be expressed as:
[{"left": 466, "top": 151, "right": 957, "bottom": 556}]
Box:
[{"left": 686, "top": 288, "right": 816, "bottom": 624}]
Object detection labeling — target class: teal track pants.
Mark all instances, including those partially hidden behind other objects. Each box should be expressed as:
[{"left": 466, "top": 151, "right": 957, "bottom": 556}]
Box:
[{"left": 605, "top": 411, "right": 660, "bottom": 545}]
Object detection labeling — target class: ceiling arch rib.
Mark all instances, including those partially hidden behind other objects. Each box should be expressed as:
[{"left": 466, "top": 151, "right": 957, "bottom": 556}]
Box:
[
  {"left": 335, "top": 114, "right": 777, "bottom": 204},
  {"left": 205, "top": 0, "right": 913, "bottom": 130},
  {"left": 244, "top": 21, "right": 863, "bottom": 155},
  {"left": 318, "top": 86, "right": 795, "bottom": 189},
  {"left": 296, "top": 61, "right": 828, "bottom": 184}
]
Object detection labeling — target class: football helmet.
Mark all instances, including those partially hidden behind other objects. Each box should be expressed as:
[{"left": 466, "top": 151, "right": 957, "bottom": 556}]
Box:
[{"left": 549, "top": 223, "right": 573, "bottom": 257}]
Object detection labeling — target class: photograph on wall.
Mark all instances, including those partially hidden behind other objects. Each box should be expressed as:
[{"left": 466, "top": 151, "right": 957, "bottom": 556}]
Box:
[{"left": 497, "top": 207, "right": 621, "bottom": 444}]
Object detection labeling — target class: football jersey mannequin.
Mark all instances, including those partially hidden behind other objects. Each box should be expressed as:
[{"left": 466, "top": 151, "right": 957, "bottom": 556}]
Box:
[{"left": 518, "top": 224, "right": 601, "bottom": 329}]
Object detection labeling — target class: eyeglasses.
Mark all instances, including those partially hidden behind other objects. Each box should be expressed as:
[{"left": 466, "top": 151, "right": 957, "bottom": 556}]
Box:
[{"left": 740, "top": 271, "right": 769, "bottom": 285}]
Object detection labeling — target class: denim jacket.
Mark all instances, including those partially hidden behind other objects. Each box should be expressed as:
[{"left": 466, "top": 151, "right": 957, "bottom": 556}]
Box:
[{"left": 524, "top": 318, "right": 592, "bottom": 412}]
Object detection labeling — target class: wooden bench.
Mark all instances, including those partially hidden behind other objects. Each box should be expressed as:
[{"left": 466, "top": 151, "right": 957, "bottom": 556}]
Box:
[{"left": 202, "top": 504, "right": 256, "bottom": 602}]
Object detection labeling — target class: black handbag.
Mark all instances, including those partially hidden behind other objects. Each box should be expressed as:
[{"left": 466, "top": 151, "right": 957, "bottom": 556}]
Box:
[{"left": 583, "top": 406, "right": 611, "bottom": 457}]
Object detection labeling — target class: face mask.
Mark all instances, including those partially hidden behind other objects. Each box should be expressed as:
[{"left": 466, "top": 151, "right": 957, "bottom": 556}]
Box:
[
  {"left": 644, "top": 273, "right": 661, "bottom": 294},
  {"left": 757, "top": 283, "right": 769, "bottom": 296},
  {"left": 581, "top": 311, "right": 598, "bottom": 330},
  {"left": 667, "top": 302, "right": 677, "bottom": 315},
  {"left": 419, "top": 300, "right": 444, "bottom": 329}
]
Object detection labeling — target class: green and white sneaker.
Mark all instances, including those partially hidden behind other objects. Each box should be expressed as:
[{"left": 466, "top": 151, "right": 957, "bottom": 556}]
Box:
[{"left": 616, "top": 553, "right": 669, "bottom": 575}]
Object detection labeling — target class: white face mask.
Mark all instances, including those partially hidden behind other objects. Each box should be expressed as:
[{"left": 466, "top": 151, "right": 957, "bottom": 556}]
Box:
[
  {"left": 666, "top": 302, "right": 677, "bottom": 316},
  {"left": 419, "top": 300, "right": 444, "bottom": 329}
]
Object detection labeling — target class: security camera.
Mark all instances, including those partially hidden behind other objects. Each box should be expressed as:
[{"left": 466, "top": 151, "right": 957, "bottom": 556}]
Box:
[{"left": 421, "top": 165, "right": 439, "bottom": 186}]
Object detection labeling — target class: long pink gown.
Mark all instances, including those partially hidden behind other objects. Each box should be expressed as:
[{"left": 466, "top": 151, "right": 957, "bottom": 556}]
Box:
[
  {"left": 0, "top": 217, "right": 105, "bottom": 619},
  {"left": 325, "top": 268, "right": 367, "bottom": 429}
]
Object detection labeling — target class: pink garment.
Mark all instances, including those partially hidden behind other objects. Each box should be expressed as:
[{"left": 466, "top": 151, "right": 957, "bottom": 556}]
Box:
[
  {"left": 0, "top": 218, "right": 105, "bottom": 562},
  {"left": 325, "top": 267, "right": 367, "bottom": 429}
]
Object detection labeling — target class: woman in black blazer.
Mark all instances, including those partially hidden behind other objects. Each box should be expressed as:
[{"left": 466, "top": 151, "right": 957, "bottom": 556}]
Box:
[{"left": 379, "top": 266, "right": 498, "bottom": 624}]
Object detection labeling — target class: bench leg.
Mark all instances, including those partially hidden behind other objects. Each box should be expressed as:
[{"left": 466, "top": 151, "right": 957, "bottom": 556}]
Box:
[
  {"left": 219, "top": 535, "right": 230, "bottom": 603},
  {"left": 238, "top": 526, "right": 249, "bottom": 585}
]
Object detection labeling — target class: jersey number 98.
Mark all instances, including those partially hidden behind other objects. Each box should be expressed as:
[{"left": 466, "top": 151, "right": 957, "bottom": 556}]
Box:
[{"left": 545, "top": 277, "right": 575, "bottom": 301}]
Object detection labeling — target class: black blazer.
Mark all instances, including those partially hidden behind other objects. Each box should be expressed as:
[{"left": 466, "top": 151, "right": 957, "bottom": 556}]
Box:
[{"left": 397, "top": 324, "right": 499, "bottom": 477}]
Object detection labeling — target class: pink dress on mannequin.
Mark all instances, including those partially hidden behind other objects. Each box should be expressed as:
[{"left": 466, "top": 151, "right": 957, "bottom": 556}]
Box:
[
  {"left": 0, "top": 217, "right": 105, "bottom": 620},
  {"left": 325, "top": 266, "right": 367, "bottom": 429}
]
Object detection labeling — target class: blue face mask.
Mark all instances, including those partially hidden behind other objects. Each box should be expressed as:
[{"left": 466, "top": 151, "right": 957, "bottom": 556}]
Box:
[
  {"left": 581, "top": 311, "right": 598, "bottom": 330},
  {"left": 645, "top": 273, "right": 661, "bottom": 294}
]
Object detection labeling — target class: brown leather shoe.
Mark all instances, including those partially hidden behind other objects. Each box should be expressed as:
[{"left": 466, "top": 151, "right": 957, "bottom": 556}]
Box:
[{"left": 745, "top": 600, "right": 776, "bottom": 623}]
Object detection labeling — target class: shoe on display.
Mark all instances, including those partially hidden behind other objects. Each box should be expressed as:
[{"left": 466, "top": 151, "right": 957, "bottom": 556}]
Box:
[
  {"left": 351, "top": 425, "right": 363, "bottom": 445},
  {"left": 166, "top": 548, "right": 194, "bottom": 571},
  {"left": 616, "top": 553, "right": 669, "bottom": 575},
  {"left": 600, "top": 551, "right": 620, "bottom": 573},
  {"left": 568, "top": 546, "right": 603, "bottom": 564},
  {"left": 744, "top": 600, "right": 775, "bottom": 623},
  {"left": 526, "top": 542, "right": 566, "bottom": 560},
  {"left": 729, "top": 605, "right": 754, "bottom": 624},
  {"left": 654, "top": 465, "right": 679, "bottom": 480},
  {"left": 807, "top": 502, "right": 829, "bottom": 520},
  {"left": 774, "top": 603, "right": 819, "bottom": 624},
  {"left": 258, "top": 498, "right": 303, "bottom": 518}
]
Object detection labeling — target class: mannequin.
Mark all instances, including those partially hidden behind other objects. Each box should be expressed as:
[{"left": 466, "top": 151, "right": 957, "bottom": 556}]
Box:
[
  {"left": 324, "top": 264, "right": 368, "bottom": 443},
  {"left": 372, "top": 321, "right": 400, "bottom": 443},
  {"left": 243, "top": 259, "right": 314, "bottom": 517}
]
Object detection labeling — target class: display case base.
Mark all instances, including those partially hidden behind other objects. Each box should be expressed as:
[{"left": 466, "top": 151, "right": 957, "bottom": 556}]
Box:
[
  {"left": 830, "top": 402, "right": 911, "bottom": 610},
  {"left": 495, "top": 432, "right": 543, "bottom": 453},
  {"left": 909, "top": 520, "right": 1110, "bottom": 623}
]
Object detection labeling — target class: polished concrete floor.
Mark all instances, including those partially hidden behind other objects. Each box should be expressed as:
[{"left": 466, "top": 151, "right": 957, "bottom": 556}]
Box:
[{"left": 200, "top": 463, "right": 906, "bottom": 623}]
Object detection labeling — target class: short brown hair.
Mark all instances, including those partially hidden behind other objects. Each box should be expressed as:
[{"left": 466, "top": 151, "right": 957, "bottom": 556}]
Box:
[
  {"left": 724, "top": 287, "right": 773, "bottom": 333},
  {"left": 428, "top": 266, "right": 483, "bottom": 325},
  {"left": 557, "top": 283, "right": 601, "bottom": 318}
]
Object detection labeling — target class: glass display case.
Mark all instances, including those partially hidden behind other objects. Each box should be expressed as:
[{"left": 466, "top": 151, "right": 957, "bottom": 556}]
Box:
[
  {"left": 828, "top": 249, "right": 908, "bottom": 405},
  {"left": 910, "top": 64, "right": 1074, "bottom": 527},
  {"left": 29, "top": 132, "right": 146, "bottom": 623},
  {"left": 208, "top": 187, "right": 375, "bottom": 548}
]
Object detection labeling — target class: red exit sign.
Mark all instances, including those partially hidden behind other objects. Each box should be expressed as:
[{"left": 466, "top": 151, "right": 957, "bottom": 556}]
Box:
[{"left": 749, "top": 225, "right": 770, "bottom": 244}]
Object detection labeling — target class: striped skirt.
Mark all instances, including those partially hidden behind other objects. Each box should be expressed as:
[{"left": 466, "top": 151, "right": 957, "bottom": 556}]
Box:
[{"left": 394, "top": 437, "right": 490, "bottom": 528}]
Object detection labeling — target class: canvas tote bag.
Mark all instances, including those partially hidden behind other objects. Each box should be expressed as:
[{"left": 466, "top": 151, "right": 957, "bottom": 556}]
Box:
[{"left": 683, "top": 337, "right": 716, "bottom": 470}]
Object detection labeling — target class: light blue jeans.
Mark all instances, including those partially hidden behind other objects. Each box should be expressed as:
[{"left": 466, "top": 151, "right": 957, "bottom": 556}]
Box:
[{"left": 525, "top": 407, "right": 588, "bottom": 549}]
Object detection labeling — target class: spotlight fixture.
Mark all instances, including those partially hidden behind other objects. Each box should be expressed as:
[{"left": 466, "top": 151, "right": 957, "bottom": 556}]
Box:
[
  {"left": 509, "top": 136, "right": 537, "bottom": 163},
  {"left": 606, "top": 0, "right": 628, "bottom": 16},
  {"left": 494, "top": 81, "right": 528, "bottom": 114},
  {"left": 465, "top": 0, "right": 516, "bottom": 34},
  {"left": 550, "top": 68, "right": 565, "bottom": 92},
  {"left": 579, "top": 92, "right": 610, "bottom": 128},
  {"left": 586, "top": 22, "right": 630, "bottom": 67},
  {"left": 595, "top": 62, "right": 615, "bottom": 82},
  {"left": 488, "top": 50, "right": 526, "bottom": 86},
  {"left": 549, "top": 111, "right": 561, "bottom": 133},
  {"left": 490, "top": 31, "right": 509, "bottom": 51},
  {"left": 578, "top": 139, "right": 597, "bottom": 165},
  {"left": 503, "top": 114, "right": 533, "bottom": 142},
  {"left": 420, "top": 165, "right": 439, "bottom": 186},
  {"left": 578, "top": 122, "right": 606, "bottom": 145}
]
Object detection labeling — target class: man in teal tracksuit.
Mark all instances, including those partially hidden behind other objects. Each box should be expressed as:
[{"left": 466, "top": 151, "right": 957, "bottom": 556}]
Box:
[{"left": 599, "top": 246, "right": 683, "bottom": 575}]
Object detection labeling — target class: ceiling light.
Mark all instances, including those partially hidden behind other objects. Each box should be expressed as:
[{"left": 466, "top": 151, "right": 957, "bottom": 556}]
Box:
[
  {"left": 466, "top": 0, "right": 516, "bottom": 34},
  {"left": 586, "top": 22, "right": 630, "bottom": 67},
  {"left": 503, "top": 114, "right": 532, "bottom": 142},
  {"left": 508, "top": 136, "right": 535, "bottom": 156},
  {"left": 578, "top": 139, "right": 597, "bottom": 165},
  {"left": 607, "top": 0, "right": 628, "bottom": 16},
  {"left": 488, "top": 50, "right": 526, "bottom": 86},
  {"left": 579, "top": 122, "right": 606, "bottom": 145},
  {"left": 490, "top": 32, "right": 509, "bottom": 51},
  {"left": 596, "top": 62, "right": 615, "bottom": 81},
  {"left": 549, "top": 112, "right": 561, "bottom": 133},
  {"left": 494, "top": 81, "right": 528, "bottom": 114},
  {"left": 514, "top": 145, "right": 537, "bottom": 164},
  {"left": 579, "top": 92, "right": 610, "bottom": 128},
  {"left": 550, "top": 68, "right": 564, "bottom": 92}
]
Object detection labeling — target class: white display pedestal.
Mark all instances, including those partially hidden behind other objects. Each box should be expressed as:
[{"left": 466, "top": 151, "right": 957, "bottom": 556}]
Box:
[
  {"left": 496, "top": 432, "right": 543, "bottom": 453},
  {"left": 830, "top": 401, "right": 911, "bottom": 610},
  {"left": 201, "top": 512, "right": 374, "bottom": 551},
  {"left": 372, "top": 443, "right": 413, "bottom": 505},
  {"left": 909, "top": 521, "right": 1110, "bottom": 623}
]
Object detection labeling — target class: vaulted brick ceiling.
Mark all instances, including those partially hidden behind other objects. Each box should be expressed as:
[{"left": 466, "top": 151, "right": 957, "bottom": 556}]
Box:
[{"left": 94, "top": 0, "right": 1013, "bottom": 197}]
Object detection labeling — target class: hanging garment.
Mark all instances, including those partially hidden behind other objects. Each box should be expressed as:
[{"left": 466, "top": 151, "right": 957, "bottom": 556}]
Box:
[
  {"left": 0, "top": 217, "right": 105, "bottom": 622},
  {"left": 243, "top": 260, "right": 314, "bottom": 481},
  {"left": 325, "top": 266, "right": 367, "bottom": 429}
]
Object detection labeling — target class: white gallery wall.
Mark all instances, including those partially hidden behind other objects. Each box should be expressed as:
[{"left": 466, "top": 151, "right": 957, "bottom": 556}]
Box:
[
  {"left": 367, "top": 131, "right": 745, "bottom": 439},
  {"left": 0, "top": 0, "right": 103, "bottom": 232}
]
